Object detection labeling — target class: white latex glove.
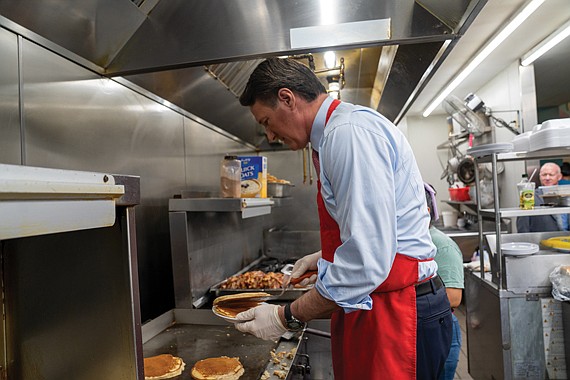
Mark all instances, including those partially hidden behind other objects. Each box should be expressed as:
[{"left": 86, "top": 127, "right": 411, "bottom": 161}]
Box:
[
  {"left": 290, "top": 250, "right": 321, "bottom": 286},
  {"left": 234, "top": 304, "right": 287, "bottom": 341}
]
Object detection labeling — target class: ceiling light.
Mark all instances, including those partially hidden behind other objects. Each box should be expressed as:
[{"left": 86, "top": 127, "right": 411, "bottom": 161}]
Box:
[
  {"left": 324, "top": 51, "right": 336, "bottom": 69},
  {"left": 521, "top": 19, "right": 570, "bottom": 66},
  {"left": 422, "top": 0, "right": 545, "bottom": 117}
]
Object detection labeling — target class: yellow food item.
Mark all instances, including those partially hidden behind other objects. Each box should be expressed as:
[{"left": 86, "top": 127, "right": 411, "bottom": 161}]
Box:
[
  {"left": 267, "top": 174, "right": 291, "bottom": 184},
  {"left": 541, "top": 236, "right": 570, "bottom": 250}
]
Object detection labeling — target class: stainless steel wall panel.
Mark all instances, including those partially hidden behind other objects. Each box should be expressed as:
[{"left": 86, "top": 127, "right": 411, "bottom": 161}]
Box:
[
  {"left": 20, "top": 39, "right": 210, "bottom": 321},
  {"left": 0, "top": 27, "right": 20, "bottom": 164},
  {"left": 183, "top": 116, "right": 252, "bottom": 193},
  {"left": 264, "top": 150, "right": 320, "bottom": 231},
  {"left": 127, "top": 69, "right": 266, "bottom": 147},
  {"left": 170, "top": 209, "right": 270, "bottom": 308}
]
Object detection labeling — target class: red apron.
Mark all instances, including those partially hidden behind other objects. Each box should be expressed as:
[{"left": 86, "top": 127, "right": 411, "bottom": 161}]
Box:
[{"left": 314, "top": 99, "right": 425, "bottom": 379}]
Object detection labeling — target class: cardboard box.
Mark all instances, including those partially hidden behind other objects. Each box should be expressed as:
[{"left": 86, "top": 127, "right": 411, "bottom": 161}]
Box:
[{"left": 238, "top": 156, "right": 267, "bottom": 198}]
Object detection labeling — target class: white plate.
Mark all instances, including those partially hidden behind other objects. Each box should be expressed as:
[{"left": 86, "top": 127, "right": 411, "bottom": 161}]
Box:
[
  {"left": 501, "top": 242, "right": 539, "bottom": 256},
  {"left": 466, "top": 143, "right": 513, "bottom": 158}
]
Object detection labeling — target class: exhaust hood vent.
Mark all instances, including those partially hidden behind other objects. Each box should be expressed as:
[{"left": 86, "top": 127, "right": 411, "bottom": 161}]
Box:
[{"left": 204, "top": 59, "right": 264, "bottom": 99}]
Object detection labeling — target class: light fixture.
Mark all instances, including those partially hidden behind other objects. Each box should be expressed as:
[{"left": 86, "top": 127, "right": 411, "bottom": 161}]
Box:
[
  {"left": 328, "top": 81, "right": 340, "bottom": 99},
  {"left": 327, "top": 75, "right": 341, "bottom": 99},
  {"left": 521, "top": 19, "right": 570, "bottom": 66},
  {"left": 422, "top": 0, "right": 545, "bottom": 117},
  {"left": 324, "top": 51, "right": 336, "bottom": 69}
]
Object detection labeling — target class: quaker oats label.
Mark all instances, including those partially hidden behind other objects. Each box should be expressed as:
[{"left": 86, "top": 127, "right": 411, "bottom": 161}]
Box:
[{"left": 238, "top": 156, "right": 267, "bottom": 198}]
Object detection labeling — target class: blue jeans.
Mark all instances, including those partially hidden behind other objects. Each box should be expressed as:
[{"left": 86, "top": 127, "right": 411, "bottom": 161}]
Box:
[{"left": 438, "top": 313, "right": 462, "bottom": 380}]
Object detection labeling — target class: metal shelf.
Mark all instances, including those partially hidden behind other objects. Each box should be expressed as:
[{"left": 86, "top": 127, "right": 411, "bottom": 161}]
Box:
[
  {"left": 480, "top": 205, "right": 570, "bottom": 218},
  {"left": 442, "top": 200, "right": 477, "bottom": 213},
  {"left": 168, "top": 197, "right": 274, "bottom": 218},
  {"left": 475, "top": 147, "right": 570, "bottom": 163},
  {"left": 472, "top": 146, "right": 570, "bottom": 291}
]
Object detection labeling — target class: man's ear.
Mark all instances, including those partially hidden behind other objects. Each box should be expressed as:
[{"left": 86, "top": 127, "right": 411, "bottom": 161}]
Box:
[{"left": 277, "top": 88, "right": 295, "bottom": 108}]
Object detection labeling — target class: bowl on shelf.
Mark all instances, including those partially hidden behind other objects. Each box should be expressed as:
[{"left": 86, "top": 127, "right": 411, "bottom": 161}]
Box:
[
  {"left": 267, "top": 182, "right": 294, "bottom": 198},
  {"left": 449, "top": 187, "right": 471, "bottom": 202}
]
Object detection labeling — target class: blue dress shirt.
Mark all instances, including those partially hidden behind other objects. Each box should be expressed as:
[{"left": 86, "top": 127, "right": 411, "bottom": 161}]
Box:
[{"left": 311, "top": 98, "right": 437, "bottom": 313}]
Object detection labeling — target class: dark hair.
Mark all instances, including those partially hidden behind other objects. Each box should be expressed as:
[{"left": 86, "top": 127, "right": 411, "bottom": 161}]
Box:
[
  {"left": 424, "top": 185, "right": 436, "bottom": 222},
  {"left": 239, "top": 58, "right": 327, "bottom": 107}
]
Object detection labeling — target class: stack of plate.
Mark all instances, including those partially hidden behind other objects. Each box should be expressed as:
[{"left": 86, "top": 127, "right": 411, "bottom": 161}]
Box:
[
  {"left": 466, "top": 143, "right": 513, "bottom": 158},
  {"left": 529, "top": 118, "right": 570, "bottom": 151},
  {"left": 512, "top": 131, "right": 533, "bottom": 152},
  {"left": 501, "top": 242, "right": 539, "bottom": 257}
]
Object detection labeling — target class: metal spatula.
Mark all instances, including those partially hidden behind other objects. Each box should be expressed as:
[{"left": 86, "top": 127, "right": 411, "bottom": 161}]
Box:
[{"left": 275, "top": 264, "right": 318, "bottom": 297}]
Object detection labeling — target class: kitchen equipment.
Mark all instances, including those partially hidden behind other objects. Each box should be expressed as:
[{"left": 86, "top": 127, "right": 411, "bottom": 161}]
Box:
[
  {"left": 143, "top": 309, "right": 301, "bottom": 380},
  {"left": 457, "top": 157, "right": 476, "bottom": 185},
  {"left": 268, "top": 182, "right": 294, "bottom": 198}
]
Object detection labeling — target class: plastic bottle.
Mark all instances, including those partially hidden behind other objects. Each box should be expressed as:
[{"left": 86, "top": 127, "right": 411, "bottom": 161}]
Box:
[
  {"left": 518, "top": 174, "right": 535, "bottom": 210},
  {"left": 220, "top": 155, "right": 242, "bottom": 198}
]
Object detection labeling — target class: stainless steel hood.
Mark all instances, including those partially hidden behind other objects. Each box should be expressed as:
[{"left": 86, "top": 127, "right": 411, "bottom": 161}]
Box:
[{"left": 0, "top": 0, "right": 485, "bottom": 149}]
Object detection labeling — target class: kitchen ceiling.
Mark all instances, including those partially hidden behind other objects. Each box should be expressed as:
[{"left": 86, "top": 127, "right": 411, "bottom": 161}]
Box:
[
  {"left": 4, "top": 1, "right": 567, "bottom": 147},
  {"left": 406, "top": 0, "right": 570, "bottom": 118}
]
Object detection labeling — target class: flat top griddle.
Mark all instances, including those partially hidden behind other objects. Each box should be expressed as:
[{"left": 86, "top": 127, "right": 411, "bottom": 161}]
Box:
[{"left": 142, "top": 310, "right": 300, "bottom": 380}]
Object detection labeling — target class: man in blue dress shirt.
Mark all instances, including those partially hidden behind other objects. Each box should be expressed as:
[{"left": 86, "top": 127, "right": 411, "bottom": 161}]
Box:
[{"left": 234, "top": 58, "right": 451, "bottom": 379}]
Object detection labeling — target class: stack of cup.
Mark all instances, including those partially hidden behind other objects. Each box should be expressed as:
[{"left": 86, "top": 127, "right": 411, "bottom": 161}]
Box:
[{"left": 441, "top": 211, "right": 458, "bottom": 228}]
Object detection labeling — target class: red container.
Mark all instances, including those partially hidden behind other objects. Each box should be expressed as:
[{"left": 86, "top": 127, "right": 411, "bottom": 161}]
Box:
[{"left": 449, "top": 187, "right": 471, "bottom": 202}]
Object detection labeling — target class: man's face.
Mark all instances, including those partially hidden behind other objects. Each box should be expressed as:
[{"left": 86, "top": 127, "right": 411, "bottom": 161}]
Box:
[
  {"left": 250, "top": 97, "right": 307, "bottom": 151},
  {"left": 540, "top": 165, "right": 562, "bottom": 186}
]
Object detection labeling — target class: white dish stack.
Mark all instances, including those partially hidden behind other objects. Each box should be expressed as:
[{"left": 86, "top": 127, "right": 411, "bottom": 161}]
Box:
[
  {"left": 512, "top": 130, "right": 533, "bottom": 152},
  {"left": 528, "top": 118, "right": 570, "bottom": 151}
]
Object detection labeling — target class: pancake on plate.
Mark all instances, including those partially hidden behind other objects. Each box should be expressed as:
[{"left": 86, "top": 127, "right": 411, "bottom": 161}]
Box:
[
  {"left": 191, "top": 356, "right": 244, "bottom": 380},
  {"left": 144, "top": 354, "right": 186, "bottom": 379},
  {"left": 212, "top": 292, "right": 269, "bottom": 319}
]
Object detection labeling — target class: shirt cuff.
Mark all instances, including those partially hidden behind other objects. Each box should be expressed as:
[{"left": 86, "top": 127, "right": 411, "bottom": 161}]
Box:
[{"left": 314, "top": 260, "right": 373, "bottom": 313}]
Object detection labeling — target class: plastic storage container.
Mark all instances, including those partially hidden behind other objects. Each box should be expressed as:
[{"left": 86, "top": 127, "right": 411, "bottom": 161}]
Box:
[
  {"left": 220, "top": 155, "right": 242, "bottom": 198},
  {"left": 448, "top": 187, "right": 471, "bottom": 202}
]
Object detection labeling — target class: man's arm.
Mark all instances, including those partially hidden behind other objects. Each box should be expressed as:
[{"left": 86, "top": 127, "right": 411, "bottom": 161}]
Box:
[
  {"left": 446, "top": 288, "right": 463, "bottom": 308},
  {"left": 278, "top": 288, "right": 339, "bottom": 324}
]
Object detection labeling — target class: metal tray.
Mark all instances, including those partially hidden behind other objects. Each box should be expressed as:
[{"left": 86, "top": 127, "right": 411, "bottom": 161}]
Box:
[{"left": 209, "top": 257, "right": 311, "bottom": 302}]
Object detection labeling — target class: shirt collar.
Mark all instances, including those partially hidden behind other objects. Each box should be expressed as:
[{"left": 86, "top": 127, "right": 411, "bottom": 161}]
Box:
[{"left": 310, "top": 96, "right": 334, "bottom": 153}]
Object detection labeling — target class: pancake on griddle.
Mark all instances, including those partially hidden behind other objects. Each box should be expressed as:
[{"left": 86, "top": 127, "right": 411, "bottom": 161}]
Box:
[
  {"left": 191, "top": 356, "right": 244, "bottom": 380},
  {"left": 144, "top": 354, "right": 186, "bottom": 379},
  {"left": 213, "top": 292, "right": 270, "bottom": 319}
]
